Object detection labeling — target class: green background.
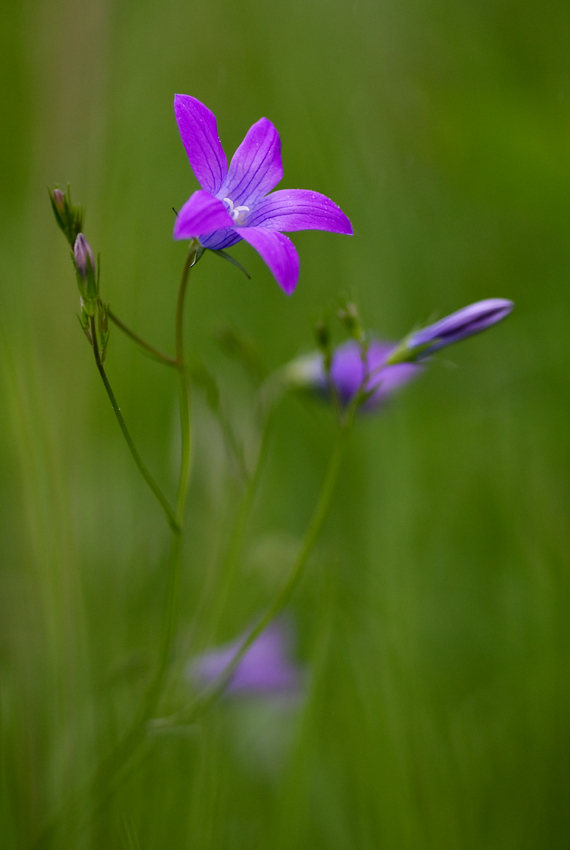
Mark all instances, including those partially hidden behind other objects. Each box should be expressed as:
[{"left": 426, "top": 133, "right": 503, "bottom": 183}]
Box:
[{"left": 2, "top": 0, "right": 570, "bottom": 846}]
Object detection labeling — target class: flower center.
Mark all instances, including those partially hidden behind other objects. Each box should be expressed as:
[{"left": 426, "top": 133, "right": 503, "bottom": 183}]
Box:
[{"left": 223, "top": 197, "right": 250, "bottom": 225}]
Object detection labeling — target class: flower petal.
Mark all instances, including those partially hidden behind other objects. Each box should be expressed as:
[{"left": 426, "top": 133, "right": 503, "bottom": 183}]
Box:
[
  {"left": 173, "top": 190, "right": 234, "bottom": 240},
  {"left": 330, "top": 341, "right": 421, "bottom": 409},
  {"left": 247, "top": 189, "right": 353, "bottom": 234},
  {"left": 199, "top": 228, "right": 243, "bottom": 251},
  {"left": 222, "top": 118, "right": 283, "bottom": 207},
  {"left": 174, "top": 94, "right": 228, "bottom": 195},
  {"left": 239, "top": 227, "right": 299, "bottom": 295}
]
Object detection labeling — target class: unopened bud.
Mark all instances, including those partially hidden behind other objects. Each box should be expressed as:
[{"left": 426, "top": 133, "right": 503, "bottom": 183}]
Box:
[
  {"left": 51, "top": 189, "right": 65, "bottom": 216},
  {"left": 385, "top": 299, "right": 514, "bottom": 365},
  {"left": 337, "top": 301, "right": 363, "bottom": 340},
  {"left": 314, "top": 319, "right": 330, "bottom": 353},
  {"left": 49, "top": 186, "right": 84, "bottom": 245},
  {"left": 74, "top": 234, "right": 94, "bottom": 278},
  {"left": 73, "top": 233, "right": 98, "bottom": 305}
]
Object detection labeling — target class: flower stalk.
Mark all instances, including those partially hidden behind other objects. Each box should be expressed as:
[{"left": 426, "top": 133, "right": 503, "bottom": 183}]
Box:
[{"left": 89, "top": 315, "right": 180, "bottom": 533}]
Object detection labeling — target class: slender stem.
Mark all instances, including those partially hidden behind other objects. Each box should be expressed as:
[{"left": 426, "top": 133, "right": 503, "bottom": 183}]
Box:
[
  {"left": 144, "top": 242, "right": 199, "bottom": 704},
  {"left": 153, "top": 420, "right": 349, "bottom": 729},
  {"left": 194, "top": 417, "right": 272, "bottom": 647},
  {"left": 201, "top": 426, "right": 346, "bottom": 708},
  {"left": 33, "top": 247, "right": 200, "bottom": 848},
  {"left": 174, "top": 247, "right": 196, "bottom": 519},
  {"left": 107, "top": 307, "right": 178, "bottom": 367},
  {"left": 90, "top": 317, "right": 180, "bottom": 533}
]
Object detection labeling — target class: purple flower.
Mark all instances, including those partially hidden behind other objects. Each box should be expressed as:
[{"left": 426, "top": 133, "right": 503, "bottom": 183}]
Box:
[
  {"left": 190, "top": 622, "right": 302, "bottom": 697},
  {"left": 285, "top": 340, "right": 423, "bottom": 411},
  {"left": 172, "top": 95, "right": 353, "bottom": 295},
  {"left": 391, "top": 298, "right": 514, "bottom": 363}
]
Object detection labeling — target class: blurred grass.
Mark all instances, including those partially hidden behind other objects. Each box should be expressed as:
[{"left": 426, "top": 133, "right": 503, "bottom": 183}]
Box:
[{"left": 2, "top": 0, "right": 570, "bottom": 846}]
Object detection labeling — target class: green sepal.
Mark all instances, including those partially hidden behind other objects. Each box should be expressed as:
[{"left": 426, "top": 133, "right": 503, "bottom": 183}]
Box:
[
  {"left": 97, "top": 300, "right": 110, "bottom": 362},
  {"left": 76, "top": 309, "right": 93, "bottom": 345},
  {"left": 209, "top": 248, "right": 251, "bottom": 279},
  {"left": 384, "top": 336, "right": 432, "bottom": 366}
]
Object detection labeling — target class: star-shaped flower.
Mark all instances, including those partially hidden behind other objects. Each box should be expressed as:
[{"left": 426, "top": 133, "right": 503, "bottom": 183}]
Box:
[{"left": 173, "top": 95, "right": 353, "bottom": 294}]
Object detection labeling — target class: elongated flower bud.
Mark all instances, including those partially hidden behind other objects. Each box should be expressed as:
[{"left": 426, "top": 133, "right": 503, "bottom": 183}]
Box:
[
  {"left": 73, "top": 234, "right": 95, "bottom": 279},
  {"left": 73, "top": 233, "right": 98, "bottom": 307},
  {"left": 386, "top": 298, "right": 514, "bottom": 365},
  {"left": 51, "top": 188, "right": 66, "bottom": 216},
  {"left": 49, "top": 186, "right": 84, "bottom": 245}
]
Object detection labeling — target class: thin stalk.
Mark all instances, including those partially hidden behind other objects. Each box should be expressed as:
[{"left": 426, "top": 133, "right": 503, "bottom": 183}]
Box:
[
  {"left": 33, "top": 246, "right": 200, "bottom": 848},
  {"left": 153, "top": 419, "right": 349, "bottom": 729},
  {"left": 142, "top": 241, "right": 199, "bottom": 708},
  {"left": 197, "top": 426, "right": 346, "bottom": 713},
  {"left": 174, "top": 247, "right": 196, "bottom": 518},
  {"left": 194, "top": 418, "right": 273, "bottom": 648},
  {"left": 90, "top": 317, "right": 179, "bottom": 533},
  {"left": 107, "top": 307, "right": 178, "bottom": 367}
]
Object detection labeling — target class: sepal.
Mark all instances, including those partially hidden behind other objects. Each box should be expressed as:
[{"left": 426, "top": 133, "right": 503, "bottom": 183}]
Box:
[
  {"left": 97, "top": 301, "right": 110, "bottom": 361},
  {"left": 209, "top": 247, "right": 251, "bottom": 279}
]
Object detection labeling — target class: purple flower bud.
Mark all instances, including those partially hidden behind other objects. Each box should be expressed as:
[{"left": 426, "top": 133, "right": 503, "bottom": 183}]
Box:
[
  {"left": 406, "top": 298, "right": 514, "bottom": 359},
  {"left": 190, "top": 622, "right": 303, "bottom": 698},
  {"left": 51, "top": 188, "right": 66, "bottom": 216},
  {"left": 50, "top": 186, "right": 84, "bottom": 245},
  {"left": 73, "top": 233, "right": 95, "bottom": 280},
  {"left": 285, "top": 340, "right": 423, "bottom": 412}
]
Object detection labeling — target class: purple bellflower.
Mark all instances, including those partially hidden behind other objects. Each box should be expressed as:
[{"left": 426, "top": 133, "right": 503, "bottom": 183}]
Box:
[
  {"left": 284, "top": 340, "right": 423, "bottom": 412},
  {"left": 172, "top": 95, "right": 353, "bottom": 295},
  {"left": 190, "top": 622, "right": 302, "bottom": 698},
  {"left": 387, "top": 298, "right": 514, "bottom": 364}
]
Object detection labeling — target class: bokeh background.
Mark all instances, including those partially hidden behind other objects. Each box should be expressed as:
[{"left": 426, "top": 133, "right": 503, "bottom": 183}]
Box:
[{"left": 2, "top": 0, "right": 570, "bottom": 846}]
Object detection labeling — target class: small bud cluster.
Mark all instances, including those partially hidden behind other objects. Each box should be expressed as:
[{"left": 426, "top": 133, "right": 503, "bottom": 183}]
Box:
[{"left": 50, "top": 186, "right": 110, "bottom": 360}]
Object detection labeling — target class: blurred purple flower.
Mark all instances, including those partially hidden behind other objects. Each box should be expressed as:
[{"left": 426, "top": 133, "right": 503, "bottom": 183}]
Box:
[
  {"left": 285, "top": 340, "right": 423, "bottom": 411},
  {"left": 172, "top": 94, "right": 352, "bottom": 295},
  {"left": 190, "top": 622, "right": 303, "bottom": 697},
  {"left": 393, "top": 298, "right": 514, "bottom": 362}
]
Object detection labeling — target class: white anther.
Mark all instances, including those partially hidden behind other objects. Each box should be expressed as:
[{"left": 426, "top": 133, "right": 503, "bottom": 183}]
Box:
[{"left": 223, "top": 197, "right": 249, "bottom": 224}]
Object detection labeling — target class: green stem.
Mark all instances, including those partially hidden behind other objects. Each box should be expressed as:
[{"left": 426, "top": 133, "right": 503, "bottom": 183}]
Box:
[
  {"left": 33, "top": 247, "right": 200, "bottom": 848},
  {"left": 107, "top": 307, "right": 178, "bottom": 367},
  {"left": 153, "top": 420, "right": 349, "bottom": 729},
  {"left": 174, "top": 247, "right": 196, "bottom": 519},
  {"left": 90, "top": 317, "right": 179, "bottom": 533},
  {"left": 194, "top": 418, "right": 272, "bottom": 647},
  {"left": 143, "top": 241, "right": 199, "bottom": 706}
]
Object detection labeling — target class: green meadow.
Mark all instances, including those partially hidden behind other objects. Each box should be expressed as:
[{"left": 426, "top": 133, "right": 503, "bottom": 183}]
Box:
[{"left": 2, "top": 0, "right": 570, "bottom": 846}]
